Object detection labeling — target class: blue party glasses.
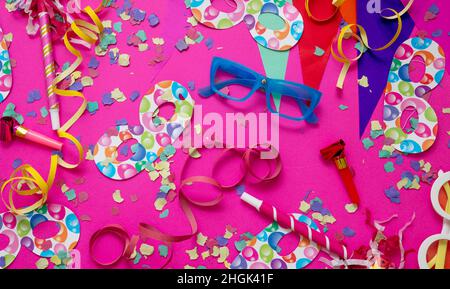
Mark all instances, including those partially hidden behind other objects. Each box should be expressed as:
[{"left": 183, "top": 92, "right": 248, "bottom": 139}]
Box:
[{"left": 199, "top": 57, "right": 322, "bottom": 122}]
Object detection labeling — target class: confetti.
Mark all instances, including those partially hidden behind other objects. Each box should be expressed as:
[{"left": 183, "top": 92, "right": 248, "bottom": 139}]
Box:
[
  {"left": 197, "top": 233, "right": 208, "bottom": 246},
  {"left": 35, "top": 258, "right": 49, "bottom": 269},
  {"left": 299, "top": 200, "right": 311, "bottom": 213},
  {"left": 342, "top": 227, "right": 355, "bottom": 237},
  {"left": 314, "top": 46, "right": 325, "bottom": 56},
  {"left": 118, "top": 54, "right": 130, "bottom": 67},
  {"left": 186, "top": 247, "right": 199, "bottom": 260},
  {"left": 148, "top": 13, "right": 160, "bottom": 27},
  {"left": 338, "top": 104, "right": 348, "bottom": 111},
  {"left": 384, "top": 161, "right": 395, "bottom": 173},
  {"left": 344, "top": 203, "right": 358, "bottom": 213},
  {"left": 27, "top": 90, "right": 42, "bottom": 103},
  {"left": 12, "top": 158, "right": 22, "bottom": 169},
  {"left": 87, "top": 101, "right": 99, "bottom": 115},
  {"left": 159, "top": 209, "right": 169, "bottom": 218},
  {"left": 140, "top": 244, "right": 154, "bottom": 256},
  {"left": 112, "top": 189, "right": 124, "bottom": 203},
  {"left": 358, "top": 75, "right": 369, "bottom": 87},
  {"left": 158, "top": 244, "right": 169, "bottom": 258},
  {"left": 385, "top": 186, "right": 400, "bottom": 203},
  {"left": 65, "top": 189, "right": 76, "bottom": 201},
  {"left": 362, "top": 138, "right": 374, "bottom": 150}
]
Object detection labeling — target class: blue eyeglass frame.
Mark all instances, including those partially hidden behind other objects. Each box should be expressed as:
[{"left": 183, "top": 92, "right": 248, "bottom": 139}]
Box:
[{"left": 198, "top": 57, "right": 322, "bottom": 122}]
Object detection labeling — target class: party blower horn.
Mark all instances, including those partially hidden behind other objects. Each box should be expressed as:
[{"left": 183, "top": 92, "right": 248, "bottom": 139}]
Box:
[
  {"left": 320, "top": 139, "right": 360, "bottom": 205},
  {"left": 0, "top": 116, "right": 62, "bottom": 150}
]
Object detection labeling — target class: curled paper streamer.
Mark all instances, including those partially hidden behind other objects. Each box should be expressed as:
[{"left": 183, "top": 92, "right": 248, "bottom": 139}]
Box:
[{"left": 1, "top": 4, "right": 104, "bottom": 215}]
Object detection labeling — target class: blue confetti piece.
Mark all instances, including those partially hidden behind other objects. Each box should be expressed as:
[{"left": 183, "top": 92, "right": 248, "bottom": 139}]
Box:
[
  {"left": 187, "top": 81, "right": 195, "bottom": 91},
  {"left": 69, "top": 81, "right": 83, "bottom": 91},
  {"left": 342, "top": 227, "right": 355, "bottom": 237},
  {"left": 310, "top": 198, "right": 323, "bottom": 212},
  {"left": 130, "top": 91, "right": 140, "bottom": 102},
  {"left": 27, "top": 90, "right": 42, "bottom": 103},
  {"left": 26, "top": 111, "right": 37, "bottom": 118},
  {"left": 175, "top": 39, "right": 188, "bottom": 52},
  {"left": 395, "top": 154, "right": 404, "bottom": 165},
  {"left": 130, "top": 8, "right": 146, "bottom": 23},
  {"left": 428, "top": 3, "right": 439, "bottom": 14},
  {"left": 115, "top": 118, "right": 128, "bottom": 126},
  {"left": 410, "top": 160, "right": 420, "bottom": 171},
  {"left": 12, "top": 159, "right": 23, "bottom": 169},
  {"left": 385, "top": 186, "right": 400, "bottom": 204},
  {"left": 102, "top": 93, "right": 114, "bottom": 106},
  {"left": 88, "top": 57, "right": 100, "bottom": 69},
  {"left": 205, "top": 38, "right": 214, "bottom": 50},
  {"left": 432, "top": 29, "right": 442, "bottom": 37},
  {"left": 148, "top": 13, "right": 160, "bottom": 27},
  {"left": 216, "top": 236, "right": 228, "bottom": 246}
]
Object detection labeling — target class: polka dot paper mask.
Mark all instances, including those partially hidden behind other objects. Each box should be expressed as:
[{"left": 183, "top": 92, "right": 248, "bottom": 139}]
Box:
[
  {"left": 190, "top": 0, "right": 304, "bottom": 51},
  {"left": 94, "top": 81, "right": 194, "bottom": 180},
  {"left": 230, "top": 214, "right": 320, "bottom": 269},
  {"left": 0, "top": 204, "right": 80, "bottom": 269},
  {"left": 383, "top": 37, "right": 445, "bottom": 154},
  {"left": 0, "top": 26, "right": 12, "bottom": 103}
]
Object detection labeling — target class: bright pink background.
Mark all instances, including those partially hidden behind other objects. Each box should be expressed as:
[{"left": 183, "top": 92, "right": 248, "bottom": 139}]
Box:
[{"left": 0, "top": 0, "right": 449, "bottom": 269}]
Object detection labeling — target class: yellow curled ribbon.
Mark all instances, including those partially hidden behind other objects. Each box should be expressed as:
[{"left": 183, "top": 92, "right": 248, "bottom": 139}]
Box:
[
  {"left": 305, "top": 0, "right": 341, "bottom": 22},
  {"left": 331, "top": 8, "right": 402, "bottom": 89},
  {"left": 330, "top": 0, "right": 414, "bottom": 89},
  {"left": 1, "top": 4, "right": 104, "bottom": 215}
]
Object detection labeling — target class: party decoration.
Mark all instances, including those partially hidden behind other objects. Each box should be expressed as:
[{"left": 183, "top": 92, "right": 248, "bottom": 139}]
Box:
[
  {"left": 0, "top": 26, "right": 12, "bottom": 103},
  {"left": 94, "top": 80, "right": 194, "bottom": 180},
  {"left": 357, "top": 0, "right": 414, "bottom": 136},
  {"left": 293, "top": 0, "right": 342, "bottom": 89},
  {"left": 190, "top": 0, "right": 304, "bottom": 51},
  {"left": 240, "top": 192, "right": 348, "bottom": 259},
  {"left": 418, "top": 171, "right": 450, "bottom": 269},
  {"left": 230, "top": 214, "right": 320, "bottom": 269},
  {"left": 0, "top": 204, "right": 80, "bottom": 269},
  {"left": 383, "top": 37, "right": 445, "bottom": 154},
  {"left": 320, "top": 139, "right": 360, "bottom": 205}
]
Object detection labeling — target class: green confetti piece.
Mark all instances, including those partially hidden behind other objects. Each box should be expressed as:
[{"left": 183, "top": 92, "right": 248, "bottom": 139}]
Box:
[
  {"left": 197, "top": 265, "right": 207, "bottom": 269},
  {"left": 164, "top": 144, "right": 176, "bottom": 155},
  {"left": 87, "top": 101, "right": 99, "bottom": 114},
  {"left": 65, "top": 189, "right": 76, "bottom": 201},
  {"left": 370, "top": 129, "right": 384, "bottom": 139},
  {"left": 40, "top": 106, "right": 49, "bottom": 118},
  {"left": 384, "top": 161, "right": 395, "bottom": 173},
  {"left": 378, "top": 150, "right": 391, "bottom": 158},
  {"left": 136, "top": 30, "right": 147, "bottom": 42},
  {"left": 234, "top": 240, "right": 247, "bottom": 252},
  {"left": 158, "top": 244, "right": 169, "bottom": 258},
  {"left": 133, "top": 252, "right": 142, "bottom": 264},
  {"left": 159, "top": 209, "right": 169, "bottom": 218},
  {"left": 362, "top": 138, "right": 374, "bottom": 150},
  {"left": 160, "top": 185, "right": 171, "bottom": 194},
  {"left": 314, "top": 46, "right": 325, "bottom": 56},
  {"left": 338, "top": 104, "right": 348, "bottom": 111},
  {"left": 113, "top": 22, "right": 122, "bottom": 33}
]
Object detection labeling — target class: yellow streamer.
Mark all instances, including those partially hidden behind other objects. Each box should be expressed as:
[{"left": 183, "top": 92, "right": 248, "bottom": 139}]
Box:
[
  {"left": 331, "top": 8, "right": 403, "bottom": 89},
  {"left": 305, "top": 0, "right": 340, "bottom": 22},
  {"left": 1, "top": 4, "right": 104, "bottom": 215}
]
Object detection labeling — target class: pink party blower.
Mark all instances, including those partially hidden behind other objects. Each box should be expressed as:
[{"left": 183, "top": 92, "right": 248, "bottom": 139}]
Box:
[
  {"left": 241, "top": 192, "right": 348, "bottom": 260},
  {"left": 0, "top": 116, "right": 62, "bottom": 150}
]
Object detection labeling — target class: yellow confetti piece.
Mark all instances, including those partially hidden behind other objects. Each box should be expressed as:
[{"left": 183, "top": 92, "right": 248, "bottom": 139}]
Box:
[
  {"left": 211, "top": 246, "right": 220, "bottom": 257},
  {"left": 186, "top": 247, "right": 199, "bottom": 260},
  {"left": 154, "top": 198, "right": 167, "bottom": 211},
  {"left": 184, "top": 265, "right": 195, "bottom": 269},
  {"left": 442, "top": 108, "right": 450, "bottom": 114},
  {"left": 148, "top": 170, "right": 160, "bottom": 181},
  {"left": 224, "top": 230, "right": 233, "bottom": 239},
  {"left": 152, "top": 38, "right": 165, "bottom": 45},
  {"left": 187, "top": 16, "right": 198, "bottom": 26},
  {"left": 189, "top": 148, "right": 201, "bottom": 158},
  {"left": 311, "top": 212, "right": 323, "bottom": 222},
  {"left": 118, "top": 54, "right": 130, "bottom": 67},
  {"left": 382, "top": 145, "right": 395, "bottom": 153},
  {"left": 159, "top": 169, "right": 171, "bottom": 179},
  {"left": 140, "top": 244, "right": 154, "bottom": 256},
  {"left": 4, "top": 32, "right": 13, "bottom": 43},
  {"left": 223, "top": 260, "right": 231, "bottom": 269},
  {"left": 119, "top": 12, "right": 131, "bottom": 21},
  {"left": 358, "top": 75, "right": 369, "bottom": 87},
  {"left": 50, "top": 255, "right": 61, "bottom": 265},
  {"left": 299, "top": 200, "right": 310, "bottom": 213},
  {"left": 218, "top": 247, "right": 229, "bottom": 263},
  {"left": 411, "top": 178, "right": 421, "bottom": 189},
  {"left": 344, "top": 203, "right": 358, "bottom": 213},
  {"left": 423, "top": 162, "right": 431, "bottom": 173},
  {"left": 85, "top": 149, "right": 95, "bottom": 160},
  {"left": 371, "top": 120, "right": 382, "bottom": 131},
  {"left": 323, "top": 215, "right": 336, "bottom": 225},
  {"left": 60, "top": 184, "right": 69, "bottom": 193},
  {"left": 36, "top": 258, "right": 49, "bottom": 269},
  {"left": 201, "top": 250, "right": 210, "bottom": 260},
  {"left": 112, "top": 189, "right": 124, "bottom": 203},
  {"left": 81, "top": 76, "right": 94, "bottom": 87},
  {"left": 397, "top": 178, "right": 408, "bottom": 190},
  {"left": 111, "top": 88, "right": 127, "bottom": 102},
  {"left": 196, "top": 232, "right": 208, "bottom": 246},
  {"left": 138, "top": 43, "right": 149, "bottom": 52},
  {"left": 184, "top": 36, "right": 196, "bottom": 45},
  {"left": 102, "top": 20, "right": 112, "bottom": 28}
]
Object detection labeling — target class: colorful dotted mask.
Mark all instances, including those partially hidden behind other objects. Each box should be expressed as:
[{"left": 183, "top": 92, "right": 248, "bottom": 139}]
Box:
[
  {"left": 94, "top": 80, "right": 194, "bottom": 180},
  {"left": 0, "top": 26, "right": 12, "bottom": 103},
  {"left": 0, "top": 204, "right": 80, "bottom": 269},
  {"left": 383, "top": 37, "right": 445, "bottom": 154},
  {"left": 230, "top": 214, "right": 319, "bottom": 269},
  {"left": 190, "top": 0, "right": 304, "bottom": 51}
]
